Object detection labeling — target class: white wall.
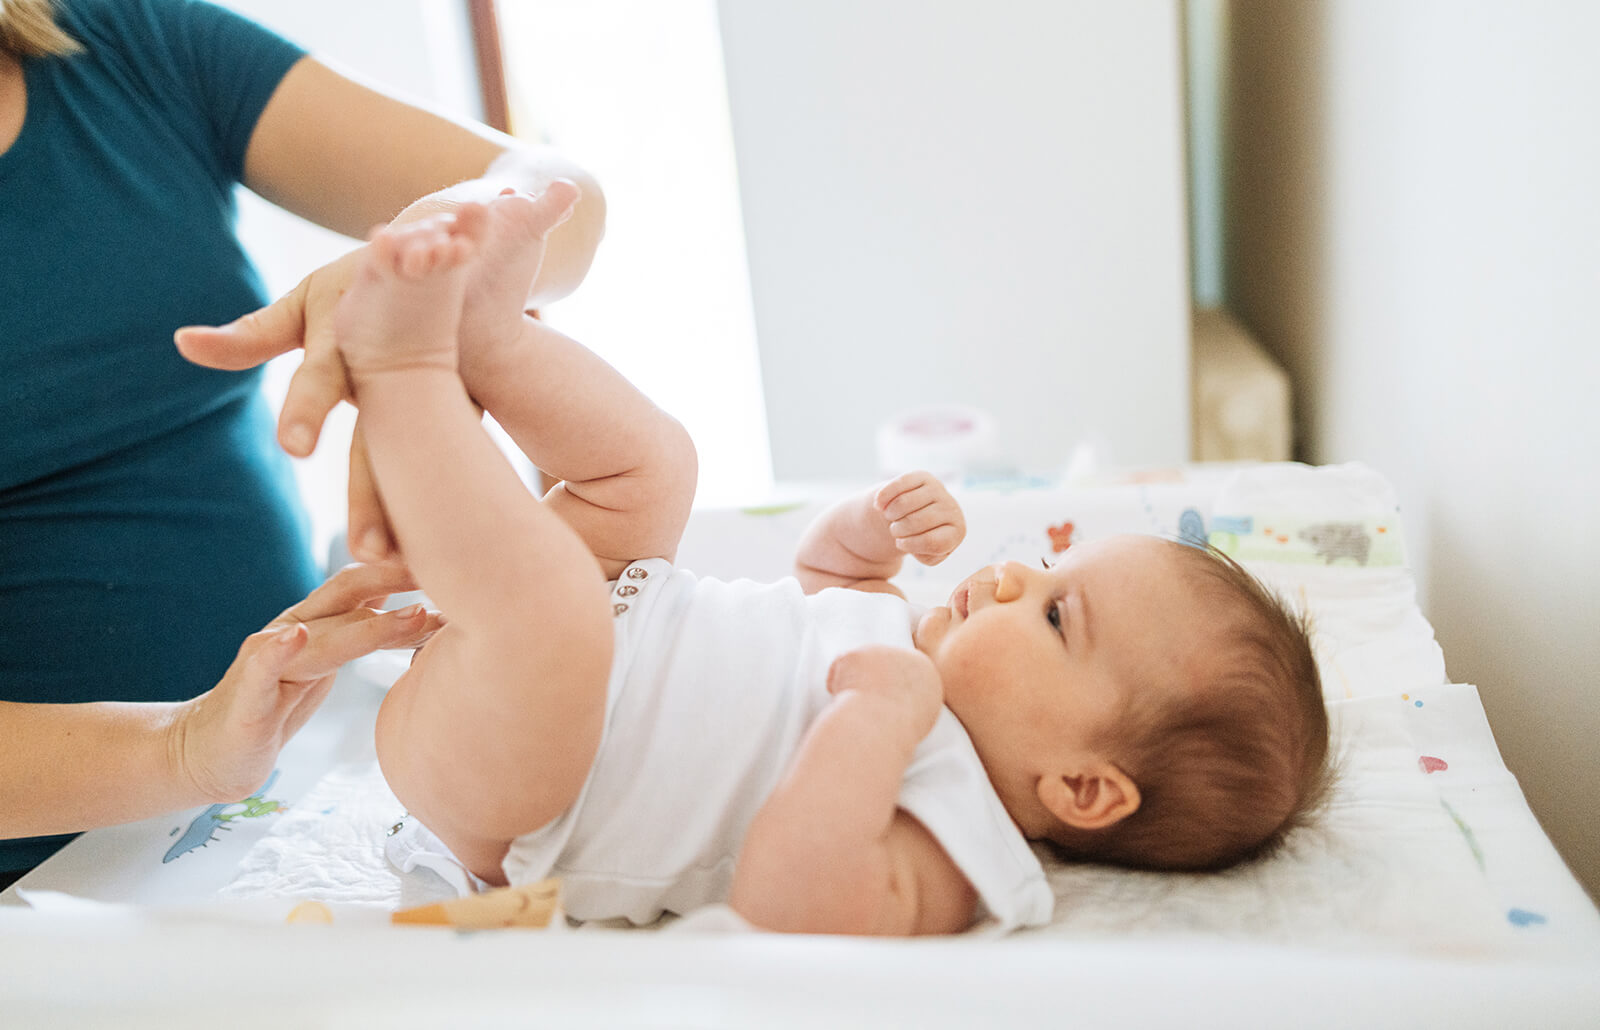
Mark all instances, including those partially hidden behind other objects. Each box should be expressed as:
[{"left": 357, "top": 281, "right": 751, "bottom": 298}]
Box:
[
  {"left": 717, "top": 0, "right": 1191, "bottom": 480},
  {"left": 1223, "top": 1, "right": 1600, "bottom": 899}
]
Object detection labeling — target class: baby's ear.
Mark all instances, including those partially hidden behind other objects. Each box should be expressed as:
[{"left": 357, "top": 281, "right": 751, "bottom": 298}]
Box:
[{"left": 1038, "top": 761, "right": 1141, "bottom": 830}]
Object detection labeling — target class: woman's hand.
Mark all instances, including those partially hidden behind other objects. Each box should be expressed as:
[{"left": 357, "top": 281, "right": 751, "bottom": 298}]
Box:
[
  {"left": 173, "top": 242, "right": 406, "bottom": 559},
  {"left": 175, "top": 181, "right": 587, "bottom": 564},
  {"left": 171, "top": 562, "right": 441, "bottom": 803}
]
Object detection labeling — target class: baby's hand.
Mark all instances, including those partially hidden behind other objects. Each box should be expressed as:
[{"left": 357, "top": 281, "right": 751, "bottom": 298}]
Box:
[
  {"left": 872, "top": 471, "right": 966, "bottom": 566},
  {"left": 173, "top": 563, "right": 443, "bottom": 803},
  {"left": 825, "top": 645, "right": 943, "bottom": 744}
]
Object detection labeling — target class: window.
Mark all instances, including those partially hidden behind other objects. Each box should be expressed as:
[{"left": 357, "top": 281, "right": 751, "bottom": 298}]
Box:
[{"left": 494, "top": 0, "right": 771, "bottom": 506}]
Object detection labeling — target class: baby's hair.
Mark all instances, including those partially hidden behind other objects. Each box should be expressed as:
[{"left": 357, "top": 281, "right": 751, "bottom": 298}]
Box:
[{"left": 1048, "top": 540, "right": 1334, "bottom": 871}]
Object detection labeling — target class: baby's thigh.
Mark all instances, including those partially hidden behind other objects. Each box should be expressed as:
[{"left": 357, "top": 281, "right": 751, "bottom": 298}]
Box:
[{"left": 374, "top": 629, "right": 608, "bottom": 881}]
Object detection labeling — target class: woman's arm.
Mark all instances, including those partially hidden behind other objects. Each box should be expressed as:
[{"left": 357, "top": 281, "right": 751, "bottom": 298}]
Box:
[
  {"left": 243, "top": 57, "right": 604, "bottom": 307},
  {"left": 794, "top": 471, "right": 966, "bottom": 594},
  {"left": 0, "top": 563, "right": 437, "bottom": 839}
]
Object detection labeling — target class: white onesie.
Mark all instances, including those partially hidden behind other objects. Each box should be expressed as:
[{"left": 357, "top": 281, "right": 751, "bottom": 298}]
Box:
[{"left": 500, "top": 559, "right": 1056, "bottom": 931}]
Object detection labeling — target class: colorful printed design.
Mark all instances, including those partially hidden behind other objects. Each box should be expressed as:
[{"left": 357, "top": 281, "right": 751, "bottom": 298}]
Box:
[
  {"left": 1298, "top": 522, "right": 1371, "bottom": 566},
  {"left": 1507, "top": 908, "right": 1548, "bottom": 928},
  {"left": 1209, "top": 514, "right": 1405, "bottom": 567},
  {"left": 1418, "top": 755, "right": 1449, "bottom": 774},
  {"left": 738, "top": 501, "right": 808, "bottom": 517},
  {"left": 163, "top": 770, "right": 286, "bottom": 863},
  {"left": 1211, "top": 514, "right": 1253, "bottom": 536},
  {"left": 1047, "top": 521, "right": 1075, "bottom": 553},
  {"left": 959, "top": 472, "right": 1056, "bottom": 491},
  {"left": 1440, "top": 799, "right": 1486, "bottom": 873},
  {"left": 1177, "top": 508, "right": 1207, "bottom": 549}
]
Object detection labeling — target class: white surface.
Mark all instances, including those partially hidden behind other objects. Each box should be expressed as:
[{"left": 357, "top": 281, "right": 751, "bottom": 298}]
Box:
[
  {"left": 717, "top": 0, "right": 1191, "bottom": 480},
  {"left": 1, "top": 918, "right": 1598, "bottom": 1029},
  {"left": 141, "top": 681, "right": 1600, "bottom": 958}
]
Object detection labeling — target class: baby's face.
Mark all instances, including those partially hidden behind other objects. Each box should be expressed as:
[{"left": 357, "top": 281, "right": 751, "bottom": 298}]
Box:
[{"left": 912, "top": 535, "right": 1216, "bottom": 827}]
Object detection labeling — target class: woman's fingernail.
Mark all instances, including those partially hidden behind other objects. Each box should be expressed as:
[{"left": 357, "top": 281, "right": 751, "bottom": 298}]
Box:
[{"left": 395, "top": 604, "right": 424, "bottom": 619}]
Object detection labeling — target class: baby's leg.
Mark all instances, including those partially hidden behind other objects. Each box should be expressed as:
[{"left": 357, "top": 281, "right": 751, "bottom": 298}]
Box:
[
  {"left": 459, "top": 189, "right": 698, "bottom": 577},
  {"left": 341, "top": 211, "right": 615, "bottom": 884}
]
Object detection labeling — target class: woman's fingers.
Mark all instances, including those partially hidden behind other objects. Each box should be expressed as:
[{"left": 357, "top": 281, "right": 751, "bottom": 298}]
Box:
[
  {"left": 173, "top": 276, "right": 309, "bottom": 371},
  {"left": 280, "top": 605, "right": 435, "bottom": 679},
  {"left": 221, "top": 623, "right": 312, "bottom": 728},
  {"left": 347, "top": 422, "right": 394, "bottom": 561},
  {"left": 276, "top": 331, "right": 348, "bottom": 457},
  {"left": 285, "top": 561, "right": 420, "bottom": 623}
]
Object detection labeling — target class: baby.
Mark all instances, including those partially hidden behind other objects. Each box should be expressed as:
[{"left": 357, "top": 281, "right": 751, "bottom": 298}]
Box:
[{"left": 335, "top": 189, "right": 1332, "bottom": 935}]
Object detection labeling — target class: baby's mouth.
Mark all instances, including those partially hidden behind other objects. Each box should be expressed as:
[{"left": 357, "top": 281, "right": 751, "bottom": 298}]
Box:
[{"left": 951, "top": 583, "right": 971, "bottom": 618}]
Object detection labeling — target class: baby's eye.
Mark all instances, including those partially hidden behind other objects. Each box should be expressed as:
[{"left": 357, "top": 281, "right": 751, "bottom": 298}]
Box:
[{"left": 1046, "top": 602, "right": 1063, "bottom": 632}]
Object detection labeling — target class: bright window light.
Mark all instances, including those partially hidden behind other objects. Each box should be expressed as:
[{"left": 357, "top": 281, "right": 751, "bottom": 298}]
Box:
[{"left": 497, "top": 0, "right": 773, "bottom": 506}]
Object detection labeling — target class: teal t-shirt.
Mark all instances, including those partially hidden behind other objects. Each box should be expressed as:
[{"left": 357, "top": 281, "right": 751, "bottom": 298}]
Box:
[{"left": 0, "top": 0, "right": 320, "bottom": 872}]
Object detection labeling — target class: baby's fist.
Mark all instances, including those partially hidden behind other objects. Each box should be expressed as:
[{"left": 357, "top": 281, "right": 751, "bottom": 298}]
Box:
[
  {"left": 825, "top": 645, "right": 943, "bottom": 742},
  {"left": 873, "top": 470, "right": 966, "bottom": 566}
]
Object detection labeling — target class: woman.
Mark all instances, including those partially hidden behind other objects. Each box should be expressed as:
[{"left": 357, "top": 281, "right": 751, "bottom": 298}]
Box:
[{"left": 0, "top": 0, "right": 604, "bottom": 882}]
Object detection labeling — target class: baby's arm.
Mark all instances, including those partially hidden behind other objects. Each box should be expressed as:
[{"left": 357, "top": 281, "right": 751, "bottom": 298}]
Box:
[
  {"left": 729, "top": 647, "right": 978, "bottom": 935},
  {"left": 461, "top": 317, "right": 697, "bottom": 579},
  {"left": 794, "top": 471, "right": 966, "bottom": 594}
]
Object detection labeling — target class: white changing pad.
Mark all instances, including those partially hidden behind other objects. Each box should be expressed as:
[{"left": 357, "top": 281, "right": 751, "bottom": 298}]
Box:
[
  {"left": 202, "top": 683, "right": 1597, "bottom": 955},
  {"left": 10, "top": 462, "right": 1598, "bottom": 959}
]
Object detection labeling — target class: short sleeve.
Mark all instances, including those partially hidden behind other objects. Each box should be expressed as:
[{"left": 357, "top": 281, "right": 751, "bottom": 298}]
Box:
[
  {"left": 897, "top": 710, "right": 1056, "bottom": 932},
  {"left": 154, "top": 0, "right": 307, "bottom": 177},
  {"left": 60, "top": 0, "right": 307, "bottom": 182}
]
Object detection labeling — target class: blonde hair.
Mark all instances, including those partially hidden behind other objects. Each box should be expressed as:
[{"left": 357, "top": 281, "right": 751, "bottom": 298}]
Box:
[
  {"left": 0, "top": 0, "right": 81, "bottom": 58},
  {"left": 1049, "top": 542, "right": 1335, "bottom": 871}
]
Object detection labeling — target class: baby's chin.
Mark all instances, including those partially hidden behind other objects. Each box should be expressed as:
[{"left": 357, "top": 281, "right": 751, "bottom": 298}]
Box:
[{"left": 911, "top": 605, "right": 951, "bottom": 655}]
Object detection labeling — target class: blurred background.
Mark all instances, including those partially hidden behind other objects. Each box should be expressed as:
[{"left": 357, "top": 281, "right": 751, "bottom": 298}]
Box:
[{"left": 220, "top": 0, "right": 1598, "bottom": 902}]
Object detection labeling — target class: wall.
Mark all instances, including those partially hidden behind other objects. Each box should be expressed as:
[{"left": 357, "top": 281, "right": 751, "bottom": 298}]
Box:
[
  {"left": 717, "top": 0, "right": 1191, "bottom": 480},
  {"left": 1223, "top": 1, "right": 1600, "bottom": 899}
]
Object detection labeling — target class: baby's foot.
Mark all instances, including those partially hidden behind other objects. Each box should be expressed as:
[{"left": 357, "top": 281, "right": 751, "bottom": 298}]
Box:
[
  {"left": 458, "top": 181, "right": 581, "bottom": 361},
  {"left": 336, "top": 205, "right": 490, "bottom": 378}
]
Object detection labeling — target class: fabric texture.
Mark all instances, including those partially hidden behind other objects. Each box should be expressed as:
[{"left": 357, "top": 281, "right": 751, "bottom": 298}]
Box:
[
  {"left": 0, "top": 0, "right": 315, "bottom": 873},
  {"left": 498, "top": 560, "right": 1055, "bottom": 931}
]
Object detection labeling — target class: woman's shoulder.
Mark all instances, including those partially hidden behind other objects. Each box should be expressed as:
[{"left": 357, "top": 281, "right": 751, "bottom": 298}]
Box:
[{"left": 53, "top": 0, "right": 302, "bottom": 81}]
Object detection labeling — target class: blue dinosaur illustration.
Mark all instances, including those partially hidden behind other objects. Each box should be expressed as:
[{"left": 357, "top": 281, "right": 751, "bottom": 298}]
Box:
[{"left": 163, "top": 769, "right": 284, "bottom": 863}]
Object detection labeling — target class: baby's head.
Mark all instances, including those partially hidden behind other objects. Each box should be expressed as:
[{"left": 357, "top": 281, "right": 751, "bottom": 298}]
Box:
[{"left": 912, "top": 534, "right": 1331, "bottom": 871}]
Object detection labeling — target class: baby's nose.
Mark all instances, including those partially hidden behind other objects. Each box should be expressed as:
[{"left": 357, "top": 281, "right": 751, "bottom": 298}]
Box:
[{"left": 993, "top": 561, "right": 1032, "bottom": 603}]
